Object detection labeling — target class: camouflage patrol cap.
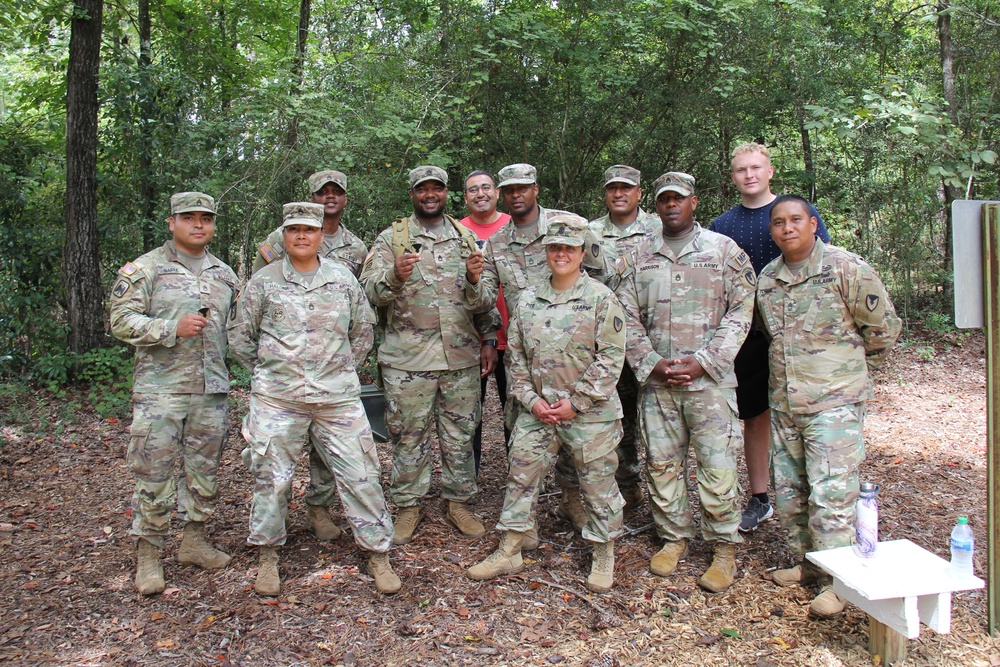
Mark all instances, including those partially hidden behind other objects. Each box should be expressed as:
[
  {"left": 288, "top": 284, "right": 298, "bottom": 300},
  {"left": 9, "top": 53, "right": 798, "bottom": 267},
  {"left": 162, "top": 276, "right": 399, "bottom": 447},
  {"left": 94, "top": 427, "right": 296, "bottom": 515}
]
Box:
[
  {"left": 170, "top": 192, "right": 216, "bottom": 215},
  {"left": 542, "top": 213, "right": 588, "bottom": 247},
  {"left": 308, "top": 170, "right": 348, "bottom": 194},
  {"left": 409, "top": 165, "right": 448, "bottom": 189},
  {"left": 497, "top": 163, "right": 537, "bottom": 188},
  {"left": 652, "top": 172, "right": 696, "bottom": 199},
  {"left": 604, "top": 164, "right": 641, "bottom": 187},
  {"left": 281, "top": 202, "right": 324, "bottom": 229}
]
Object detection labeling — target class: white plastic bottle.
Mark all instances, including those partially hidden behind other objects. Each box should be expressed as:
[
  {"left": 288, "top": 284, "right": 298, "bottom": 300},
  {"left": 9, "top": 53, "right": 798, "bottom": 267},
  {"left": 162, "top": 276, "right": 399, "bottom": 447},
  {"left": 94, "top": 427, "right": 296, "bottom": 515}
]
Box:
[{"left": 949, "top": 516, "right": 975, "bottom": 578}]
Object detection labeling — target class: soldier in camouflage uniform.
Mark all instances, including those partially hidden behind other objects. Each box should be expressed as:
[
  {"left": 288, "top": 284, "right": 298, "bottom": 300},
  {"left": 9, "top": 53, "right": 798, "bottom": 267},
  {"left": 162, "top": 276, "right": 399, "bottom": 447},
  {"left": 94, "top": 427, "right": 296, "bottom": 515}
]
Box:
[
  {"left": 110, "top": 192, "right": 238, "bottom": 596},
  {"left": 252, "top": 170, "right": 368, "bottom": 544},
  {"left": 469, "top": 216, "right": 625, "bottom": 593},
  {"left": 253, "top": 170, "right": 367, "bottom": 275},
  {"left": 229, "top": 202, "right": 400, "bottom": 596},
  {"left": 359, "top": 166, "right": 499, "bottom": 545},
  {"left": 589, "top": 164, "right": 662, "bottom": 511},
  {"left": 483, "top": 163, "right": 606, "bottom": 543},
  {"left": 613, "top": 172, "right": 755, "bottom": 593},
  {"left": 757, "top": 195, "right": 900, "bottom": 617}
]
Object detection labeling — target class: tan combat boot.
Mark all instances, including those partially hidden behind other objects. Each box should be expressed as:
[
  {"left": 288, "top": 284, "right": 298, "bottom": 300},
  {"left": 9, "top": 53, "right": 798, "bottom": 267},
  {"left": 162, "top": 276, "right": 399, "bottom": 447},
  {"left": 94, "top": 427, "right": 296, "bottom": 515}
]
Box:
[
  {"left": 587, "top": 540, "right": 615, "bottom": 593},
  {"left": 699, "top": 542, "right": 737, "bottom": 593},
  {"left": 392, "top": 506, "right": 422, "bottom": 545},
  {"left": 772, "top": 561, "right": 822, "bottom": 587},
  {"left": 367, "top": 552, "right": 402, "bottom": 595},
  {"left": 621, "top": 484, "right": 644, "bottom": 511},
  {"left": 135, "top": 538, "right": 166, "bottom": 596},
  {"left": 810, "top": 585, "right": 847, "bottom": 617},
  {"left": 467, "top": 531, "right": 525, "bottom": 580},
  {"left": 255, "top": 546, "right": 280, "bottom": 596},
  {"left": 557, "top": 487, "right": 588, "bottom": 531},
  {"left": 178, "top": 522, "right": 231, "bottom": 569},
  {"left": 521, "top": 525, "right": 539, "bottom": 551},
  {"left": 446, "top": 501, "right": 486, "bottom": 538},
  {"left": 307, "top": 505, "right": 342, "bottom": 541},
  {"left": 650, "top": 539, "right": 689, "bottom": 576}
]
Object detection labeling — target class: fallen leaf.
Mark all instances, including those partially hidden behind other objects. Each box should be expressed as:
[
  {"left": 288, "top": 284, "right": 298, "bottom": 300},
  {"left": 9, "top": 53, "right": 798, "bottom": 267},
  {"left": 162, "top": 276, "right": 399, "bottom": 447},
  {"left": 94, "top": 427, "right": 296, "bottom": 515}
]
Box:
[
  {"left": 150, "top": 613, "right": 166, "bottom": 621},
  {"left": 721, "top": 628, "right": 743, "bottom": 639},
  {"left": 562, "top": 594, "right": 572, "bottom": 602},
  {"left": 892, "top": 458, "right": 903, "bottom": 464},
  {"left": 457, "top": 605, "right": 470, "bottom": 619},
  {"left": 15, "top": 457, "right": 31, "bottom": 465},
  {"left": 528, "top": 581, "right": 543, "bottom": 590},
  {"left": 464, "top": 635, "right": 481, "bottom": 642},
  {"left": 773, "top": 637, "right": 797, "bottom": 650},
  {"left": 103, "top": 526, "right": 112, "bottom": 535},
  {"left": 156, "top": 639, "right": 175, "bottom": 648},
  {"left": 162, "top": 587, "right": 180, "bottom": 596},
  {"left": 286, "top": 595, "right": 300, "bottom": 604},
  {"left": 695, "top": 635, "right": 722, "bottom": 646},
  {"left": 321, "top": 573, "right": 333, "bottom": 579}
]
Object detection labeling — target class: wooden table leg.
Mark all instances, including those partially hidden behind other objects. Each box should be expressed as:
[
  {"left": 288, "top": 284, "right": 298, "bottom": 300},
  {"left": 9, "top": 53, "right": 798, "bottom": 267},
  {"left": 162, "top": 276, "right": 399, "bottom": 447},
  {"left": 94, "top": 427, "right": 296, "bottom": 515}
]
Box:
[{"left": 869, "top": 616, "right": 908, "bottom": 665}]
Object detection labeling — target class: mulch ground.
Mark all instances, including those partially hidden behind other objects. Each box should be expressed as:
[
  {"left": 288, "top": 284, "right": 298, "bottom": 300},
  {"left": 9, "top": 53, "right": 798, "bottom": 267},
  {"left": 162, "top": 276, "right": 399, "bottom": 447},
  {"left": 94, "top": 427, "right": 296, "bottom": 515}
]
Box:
[{"left": 0, "top": 328, "right": 996, "bottom": 666}]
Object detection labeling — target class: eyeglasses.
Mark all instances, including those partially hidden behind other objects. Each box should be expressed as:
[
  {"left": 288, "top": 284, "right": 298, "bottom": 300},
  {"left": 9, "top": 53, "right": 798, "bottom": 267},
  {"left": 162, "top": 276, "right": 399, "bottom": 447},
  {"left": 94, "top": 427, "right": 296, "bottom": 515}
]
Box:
[{"left": 465, "top": 184, "right": 494, "bottom": 195}]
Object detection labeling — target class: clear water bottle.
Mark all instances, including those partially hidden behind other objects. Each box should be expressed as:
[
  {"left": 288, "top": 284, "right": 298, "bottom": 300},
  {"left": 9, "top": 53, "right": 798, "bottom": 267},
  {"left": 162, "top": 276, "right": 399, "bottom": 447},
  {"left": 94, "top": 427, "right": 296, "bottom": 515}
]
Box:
[
  {"left": 853, "top": 482, "right": 879, "bottom": 558},
  {"left": 949, "top": 516, "right": 975, "bottom": 578}
]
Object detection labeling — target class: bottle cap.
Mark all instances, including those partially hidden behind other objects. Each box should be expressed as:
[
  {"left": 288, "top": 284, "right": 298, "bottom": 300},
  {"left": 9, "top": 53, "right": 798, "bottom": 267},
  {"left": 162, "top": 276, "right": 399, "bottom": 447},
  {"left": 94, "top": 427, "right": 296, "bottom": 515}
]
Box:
[
  {"left": 958, "top": 516, "right": 969, "bottom": 524},
  {"left": 860, "top": 482, "right": 877, "bottom": 492}
]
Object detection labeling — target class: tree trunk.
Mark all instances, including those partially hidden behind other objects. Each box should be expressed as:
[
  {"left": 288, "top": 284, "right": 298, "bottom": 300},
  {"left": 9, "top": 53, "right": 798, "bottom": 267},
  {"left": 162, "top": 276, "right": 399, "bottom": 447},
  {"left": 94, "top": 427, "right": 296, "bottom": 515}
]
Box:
[
  {"left": 285, "top": 0, "right": 311, "bottom": 150},
  {"left": 938, "top": 1, "right": 956, "bottom": 305},
  {"left": 798, "top": 106, "right": 816, "bottom": 202},
  {"left": 138, "top": 0, "right": 157, "bottom": 251},
  {"left": 64, "top": 0, "right": 105, "bottom": 355}
]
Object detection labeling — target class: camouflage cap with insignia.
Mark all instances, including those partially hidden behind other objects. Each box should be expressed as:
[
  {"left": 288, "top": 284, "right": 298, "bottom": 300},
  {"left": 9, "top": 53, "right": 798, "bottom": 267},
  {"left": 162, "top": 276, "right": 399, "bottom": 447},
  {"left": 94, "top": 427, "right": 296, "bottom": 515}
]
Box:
[
  {"left": 497, "top": 163, "right": 537, "bottom": 188},
  {"left": 170, "top": 192, "right": 216, "bottom": 215},
  {"left": 652, "top": 172, "right": 696, "bottom": 199},
  {"left": 604, "top": 164, "right": 641, "bottom": 188},
  {"left": 281, "top": 202, "right": 324, "bottom": 229},
  {"left": 308, "top": 170, "right": 348, "bottom": 194},
  {"left": 542, "top": 213, "right": 588, "bottom": 247},
  {"left": 408, "top": 165, "right": 448, "bottom": 189}
]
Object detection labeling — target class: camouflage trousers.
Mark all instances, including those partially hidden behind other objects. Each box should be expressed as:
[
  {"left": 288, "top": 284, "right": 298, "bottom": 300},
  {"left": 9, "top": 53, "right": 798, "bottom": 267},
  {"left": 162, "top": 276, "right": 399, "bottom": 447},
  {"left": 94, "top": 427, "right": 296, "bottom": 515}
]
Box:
[
  {"left": 382, "top": 365, "right": 479, "bottom": 507},
  {"left": 242, "top": 393, "right": 393, "bottom": 551},
  {"left": 497, "top": 412, "right": 624, "bottom": 543},
  {"left": 639, "top": 385, "right": 743, "bottom": 544},
  {"left": 771, "top": 403, "right": 865, "bottom": 556},
  {"left": 305, "top": 447, "right": 340, "bottom": 508},
  {"left": 614, "top": 362, "right": 642, "bottom": 488},
  {"left": 127, "top": 392, "right": 227, "bottom": 548}
]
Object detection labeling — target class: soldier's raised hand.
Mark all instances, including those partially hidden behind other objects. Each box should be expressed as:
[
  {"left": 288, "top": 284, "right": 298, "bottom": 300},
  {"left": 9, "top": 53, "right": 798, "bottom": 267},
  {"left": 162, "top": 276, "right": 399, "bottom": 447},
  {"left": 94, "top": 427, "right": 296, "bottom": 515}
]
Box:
[
  {"left": 177, "top": 313, "right": 209, "bottom": 338},
  {"left": 393, "top": 253, "right": 421, "bottom": 282},
  {"left": 465, "top": 250, "right": 484, "bottom": 284}
]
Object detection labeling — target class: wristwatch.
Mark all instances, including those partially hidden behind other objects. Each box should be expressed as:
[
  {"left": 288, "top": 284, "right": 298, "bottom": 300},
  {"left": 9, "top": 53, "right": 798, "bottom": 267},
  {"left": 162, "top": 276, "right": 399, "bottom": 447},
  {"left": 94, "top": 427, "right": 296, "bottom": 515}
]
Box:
[{"left": 483, "top": 339, "right": 498, "bottom": 347}]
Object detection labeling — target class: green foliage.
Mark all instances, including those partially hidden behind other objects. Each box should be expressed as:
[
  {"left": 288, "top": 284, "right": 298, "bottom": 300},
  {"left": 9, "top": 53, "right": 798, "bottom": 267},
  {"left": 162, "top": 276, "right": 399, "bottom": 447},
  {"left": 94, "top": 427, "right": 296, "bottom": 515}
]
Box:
[
  {"left": 1, "top": 0, "right": 999, "bottom": 376},
  {"left": 229, "top": 362, "right": 251, "bottom": 390}
]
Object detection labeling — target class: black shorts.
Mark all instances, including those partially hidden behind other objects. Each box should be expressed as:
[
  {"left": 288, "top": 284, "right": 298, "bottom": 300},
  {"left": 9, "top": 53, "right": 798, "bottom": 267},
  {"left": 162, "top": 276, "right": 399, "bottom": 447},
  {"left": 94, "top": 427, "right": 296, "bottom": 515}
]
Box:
[{"left": 734, "top": 329, "right": 770, "bottom": 420}]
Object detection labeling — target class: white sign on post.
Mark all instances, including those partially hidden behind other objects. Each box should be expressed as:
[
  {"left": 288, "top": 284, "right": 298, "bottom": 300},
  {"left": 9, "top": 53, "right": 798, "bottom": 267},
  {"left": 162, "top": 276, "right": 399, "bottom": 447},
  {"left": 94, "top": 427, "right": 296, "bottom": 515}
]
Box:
[{"left": 953, "top": 200, "right": 1000, "bottom": 329}]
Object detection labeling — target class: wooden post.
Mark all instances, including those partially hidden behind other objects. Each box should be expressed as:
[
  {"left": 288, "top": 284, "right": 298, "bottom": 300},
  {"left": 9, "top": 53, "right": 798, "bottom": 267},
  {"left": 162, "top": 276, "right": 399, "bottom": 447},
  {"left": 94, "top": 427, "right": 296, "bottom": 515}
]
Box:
[
  {"left": 869, "top": 617, "right": 908, "bottom": 665},
  {"left": 984, "top": 202, "right": 1000, "bottom": 635}
]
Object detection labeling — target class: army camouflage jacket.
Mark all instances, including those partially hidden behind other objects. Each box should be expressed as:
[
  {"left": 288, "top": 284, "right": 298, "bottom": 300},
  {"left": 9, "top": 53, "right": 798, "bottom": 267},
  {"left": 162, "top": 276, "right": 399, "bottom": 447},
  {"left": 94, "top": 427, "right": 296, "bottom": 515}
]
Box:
[
  {"left": 756, "top": 239, "right": 901, "bottom": 415},
  {"left": 360, "top": 214, "right": 498, "bottom": 371},
  {"left": 614, "top": 224, "right": 756, "bottom": 389},
  {"left": 589, "top": 208, "right": 662, "bottom": 283},
  {"left": 228, "top": 256, "right": 375, "bottom": 403},
  {"left": 110, "top": 241, "right": 237, "bottom": 394},
  {"left": 485, "top": 206, "right": 606, "bottom": 312},
  {"left": 252, "top": 223, "right": 367, "bottom": 277},
  {"left": 508, "top": 276, "right": 625, "bottom": 422}
]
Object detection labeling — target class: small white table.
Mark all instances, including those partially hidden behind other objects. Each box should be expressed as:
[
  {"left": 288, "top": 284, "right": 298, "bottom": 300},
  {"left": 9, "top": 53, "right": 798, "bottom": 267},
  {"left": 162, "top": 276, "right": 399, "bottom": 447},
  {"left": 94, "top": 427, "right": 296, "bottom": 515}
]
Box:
[{"left": 807, "top": 539, "right": 984, "bottom": 665}]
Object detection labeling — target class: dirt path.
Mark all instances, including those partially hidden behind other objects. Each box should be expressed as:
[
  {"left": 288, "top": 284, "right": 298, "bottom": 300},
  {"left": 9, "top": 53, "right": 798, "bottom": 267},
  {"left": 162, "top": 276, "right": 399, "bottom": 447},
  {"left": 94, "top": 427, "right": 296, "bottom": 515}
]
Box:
[{"left": 0, "top": 331, "right": 996, "bottom": 666}]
